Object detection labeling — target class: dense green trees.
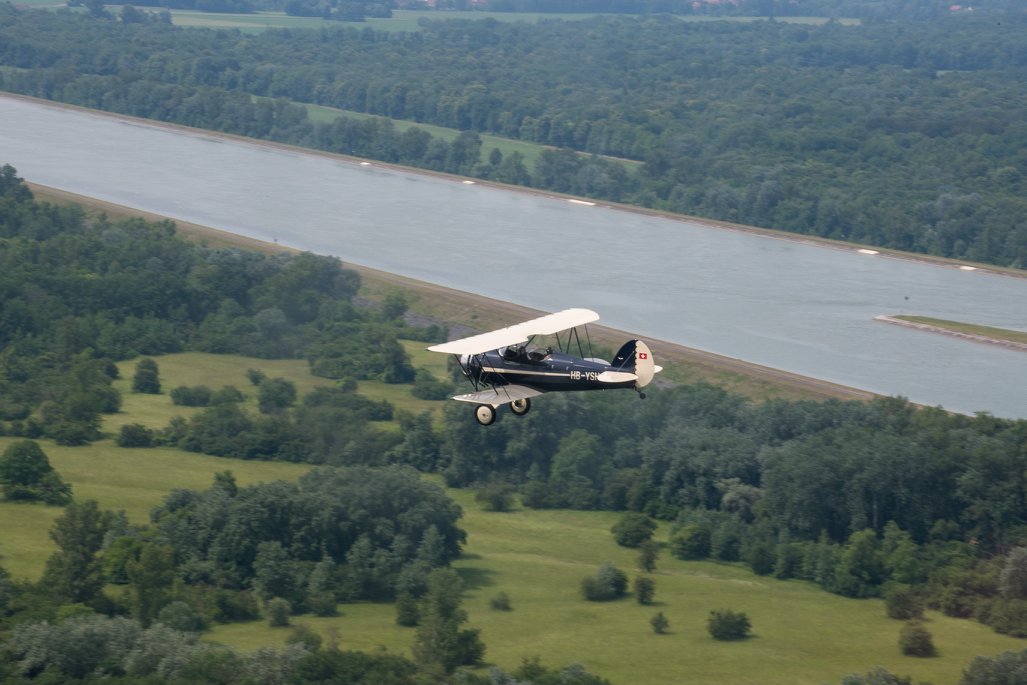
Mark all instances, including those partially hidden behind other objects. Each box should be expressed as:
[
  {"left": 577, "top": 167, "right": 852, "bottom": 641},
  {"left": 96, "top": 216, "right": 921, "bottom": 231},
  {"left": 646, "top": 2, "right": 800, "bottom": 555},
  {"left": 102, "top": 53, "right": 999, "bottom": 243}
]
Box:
[
  {"left": 145, "top": 466, "right": 465, "bottom": 604},
  {"left": 3, "top": 9, "right": 1027, "bottom": 266},
  {"left": 0, "top": 167, "right": 430, "bottom": 449},
  {"left": 438, "top": 384, "right": 1027, "bottom": 634},
  {"left": 41, "top": 500, "right": 110, "bottom": 605},
  {"left": 411, "top": 568, "right": 485, "bottom": 674}
]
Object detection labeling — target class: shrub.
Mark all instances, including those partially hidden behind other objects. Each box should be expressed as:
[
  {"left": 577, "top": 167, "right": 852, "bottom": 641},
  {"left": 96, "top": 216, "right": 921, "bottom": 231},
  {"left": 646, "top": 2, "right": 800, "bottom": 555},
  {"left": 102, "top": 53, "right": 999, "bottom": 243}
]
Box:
[
  {"left": 286, "top": 624, "right": 323, "bottom": 651},
  {"left": 267, "top": 597, "right": 291, "bottom": 627},
  {"left": 611, "top": 512, "right": 657, "bottom": 548},
  {"left": 156, "top": 600, "right": 206, "bottom": 632},
  {"left": 650, "top": 611, "right": 669, "bottom": 634},
  {"left": 885, "top": 584, "right": 924, "bottom": 620},
  {"left": 986, "top": 599, "right": 1027, "bottom": 638},
  {"left": 213, "top": 589, "right": 261, "bottom": 622},
  {"left": 246, "top": 368, "right": 267, "bottom": 386},
  {"left": 395, "top": 591, "right": 419, "bottom": 626},
  {"left": 170, "top": 385, "right": 213, "bottom": 407},
  {"left": 638, "top": 540, "right": 660, "bottom": 572},
  {"left": 898, "top": 621, "right": 936, "bottom": 657},
  {"left": 475, "top": 482, "right": 516, "bottom": 512},
  {"left": 748, "top": 544, "right": 776, "bottom": 576},
  {"left": 117, "top": 423, "right": 155, "bottom": 448},
  {"left": 132, "top": 358, "right": 161, "bottom": 394},
  {"left": 411, "top": 368, "right": 456, "bottom": 400},
  {"left": 707, "top": 609, "right": 751, "bottom": 641},
  {"left": 634, "top": 576, "right": 655, "bottom": 605},
  {"left": 210, "top": 385, "right": 245, "bottom": 405},
  {"left": 671, "top": 524, "right": 711, "bottom": 560},
  {"left": 581, "top": 562, "right": 628, "bottom": 602}
]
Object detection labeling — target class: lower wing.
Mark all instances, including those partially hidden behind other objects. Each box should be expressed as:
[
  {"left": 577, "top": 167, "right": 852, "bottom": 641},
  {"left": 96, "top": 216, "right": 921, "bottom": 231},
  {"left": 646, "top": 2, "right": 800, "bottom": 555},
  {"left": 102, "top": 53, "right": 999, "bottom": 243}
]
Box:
[{"left": 451, "top": 384, "right": 545, "bottom": 408}]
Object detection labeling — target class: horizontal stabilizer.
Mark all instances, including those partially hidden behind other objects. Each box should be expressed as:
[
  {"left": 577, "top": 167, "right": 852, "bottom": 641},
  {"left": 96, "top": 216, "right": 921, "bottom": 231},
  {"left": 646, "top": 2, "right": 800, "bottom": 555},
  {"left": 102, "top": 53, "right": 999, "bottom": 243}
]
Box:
[
  {"left": 452, "top": 384, "right": 546, "bottom": 408},
  {"left": 596, "top": 370, "right": 637, "bottom": 383}
]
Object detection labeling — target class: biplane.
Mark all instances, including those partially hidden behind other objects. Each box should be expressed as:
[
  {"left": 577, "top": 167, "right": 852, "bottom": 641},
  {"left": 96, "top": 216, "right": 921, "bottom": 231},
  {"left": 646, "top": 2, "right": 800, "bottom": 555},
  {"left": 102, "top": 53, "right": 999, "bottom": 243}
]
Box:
[{"left": 427, "top": 308, "right": 661, "bottom": 425}]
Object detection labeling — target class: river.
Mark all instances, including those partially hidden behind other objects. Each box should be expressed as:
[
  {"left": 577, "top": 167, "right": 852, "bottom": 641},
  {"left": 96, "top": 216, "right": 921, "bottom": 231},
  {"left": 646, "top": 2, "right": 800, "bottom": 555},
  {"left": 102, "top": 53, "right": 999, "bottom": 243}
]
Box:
[{"left": 1, "top": 94, "right": 1025, "bottom": 418}]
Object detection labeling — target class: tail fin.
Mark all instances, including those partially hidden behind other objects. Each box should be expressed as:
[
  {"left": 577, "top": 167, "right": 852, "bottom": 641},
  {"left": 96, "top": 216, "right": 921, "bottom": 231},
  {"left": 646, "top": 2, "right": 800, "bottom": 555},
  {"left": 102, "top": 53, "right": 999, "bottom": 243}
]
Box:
[{"left": 612, "top": 339, "right": 658, "bottom": 388}]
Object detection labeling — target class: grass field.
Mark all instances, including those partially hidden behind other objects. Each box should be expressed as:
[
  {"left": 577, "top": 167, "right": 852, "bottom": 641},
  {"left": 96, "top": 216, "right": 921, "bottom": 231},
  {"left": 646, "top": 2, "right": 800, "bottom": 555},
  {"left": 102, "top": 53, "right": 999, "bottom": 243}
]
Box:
[
  {"left": 2, "top": 346, "right": 1023, "bottom": 684},
  {"left": 892, "top": 316, "right": 1027, "bottom": 346},
  {"left": 107, "top": 350, "right": 445, "bottom": 432},
  {"left": 0, "top": 438, "right": 311, "bottom": 580},
  {"left": 11, "top": 443, "right": 1016, "bottom": 685},
  {"left": 302, "top": 103, "right": 552, "bottom": 169},
  {"left": 1, "top": 349, "right": 445, "bottom": 578}
]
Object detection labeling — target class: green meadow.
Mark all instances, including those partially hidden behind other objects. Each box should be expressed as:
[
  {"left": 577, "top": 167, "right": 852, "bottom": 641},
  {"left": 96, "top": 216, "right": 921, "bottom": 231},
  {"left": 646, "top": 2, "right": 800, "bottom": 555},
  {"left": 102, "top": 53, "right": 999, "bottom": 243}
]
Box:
[
  {"left": 2, "top": 352, "right": 1024, "bottom": 685},
  {"left": 302, "top": 103, "right": 552, "bottom": 169},
  {"left": 893, "top": 316, "right": 1027, "bottom": 347}
]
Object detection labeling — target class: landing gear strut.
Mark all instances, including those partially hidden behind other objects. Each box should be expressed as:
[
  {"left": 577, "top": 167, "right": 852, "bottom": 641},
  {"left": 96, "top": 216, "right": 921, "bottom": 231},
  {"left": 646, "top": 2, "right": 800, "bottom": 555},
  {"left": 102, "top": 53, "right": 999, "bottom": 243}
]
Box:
[{"left": 474, "top": 404, "right": 497, "bottom": 426}]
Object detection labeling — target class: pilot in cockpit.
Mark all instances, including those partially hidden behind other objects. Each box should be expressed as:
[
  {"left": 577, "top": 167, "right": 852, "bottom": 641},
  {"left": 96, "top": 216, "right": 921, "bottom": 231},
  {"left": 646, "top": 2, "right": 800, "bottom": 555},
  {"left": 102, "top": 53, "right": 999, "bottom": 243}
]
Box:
[
  {"left": 502, "top": 345, "right": 527, "bottom": 362},
  {"left": 502, "top": 345, "right": 550, "bottom": 363}
]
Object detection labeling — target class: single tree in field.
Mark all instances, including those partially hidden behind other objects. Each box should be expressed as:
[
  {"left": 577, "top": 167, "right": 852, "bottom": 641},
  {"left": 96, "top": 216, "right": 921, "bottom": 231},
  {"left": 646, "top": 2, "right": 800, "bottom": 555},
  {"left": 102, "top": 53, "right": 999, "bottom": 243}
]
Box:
[
  {"left": 612, "top": 512, "right": 657, "bottom": 548},
  {"left": 581, "top": 562, "right": 628, "bottom": 602},
  {"left": 0, "top": 440, "right": 72, "bottom": 504},
  {"left": 707, "top": 609, "right": 751, "bottom": 641},
  {"left": 638, "top": 540, "right": 660, "bottom": 572},
  {"left": 899, "top": 621, "right": 936, "bottom": 657},
  {"left": 132, "top": 358, "right": 161, "bottom": 394},
  {"left": 650, "top": 611, "right": 670, "bottom": 634},
  {"left": 267, "top": 597, "right": 291, "bottom": 627},
  {"left": 634, "top": 576, "right": 655, "bottom": 605}
]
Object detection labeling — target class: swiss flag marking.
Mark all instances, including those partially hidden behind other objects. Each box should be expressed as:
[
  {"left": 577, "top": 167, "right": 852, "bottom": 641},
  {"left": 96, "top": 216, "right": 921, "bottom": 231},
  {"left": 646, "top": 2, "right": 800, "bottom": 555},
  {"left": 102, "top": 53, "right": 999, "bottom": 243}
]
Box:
[{"left": 638, "top": 352, "right": 648, "bottom": 359}]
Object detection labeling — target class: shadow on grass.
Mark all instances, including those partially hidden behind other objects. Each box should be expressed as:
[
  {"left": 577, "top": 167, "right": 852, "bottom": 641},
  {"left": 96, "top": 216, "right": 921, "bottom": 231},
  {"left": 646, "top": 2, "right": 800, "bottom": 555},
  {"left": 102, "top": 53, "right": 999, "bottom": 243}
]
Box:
[{"left": 456, "top": 565, "right": 497, "bottom": 591}]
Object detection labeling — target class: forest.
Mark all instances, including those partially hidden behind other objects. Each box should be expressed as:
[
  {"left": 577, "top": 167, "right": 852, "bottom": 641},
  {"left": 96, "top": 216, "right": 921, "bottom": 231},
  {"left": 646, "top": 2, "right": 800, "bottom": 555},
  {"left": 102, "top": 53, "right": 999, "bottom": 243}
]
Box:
[
  {"left": 2, "top": 5, "right": 1027, "bottom": 267},
  {"left": 3, "top": 164, "right": 1027, "bottom": 682}
]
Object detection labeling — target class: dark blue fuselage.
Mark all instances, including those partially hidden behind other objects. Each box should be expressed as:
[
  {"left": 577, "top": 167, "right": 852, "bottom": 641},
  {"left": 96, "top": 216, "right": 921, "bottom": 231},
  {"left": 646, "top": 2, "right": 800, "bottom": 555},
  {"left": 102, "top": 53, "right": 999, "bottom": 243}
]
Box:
[{"left": 468, "top": 348, "right": 634, "bottom": 393}]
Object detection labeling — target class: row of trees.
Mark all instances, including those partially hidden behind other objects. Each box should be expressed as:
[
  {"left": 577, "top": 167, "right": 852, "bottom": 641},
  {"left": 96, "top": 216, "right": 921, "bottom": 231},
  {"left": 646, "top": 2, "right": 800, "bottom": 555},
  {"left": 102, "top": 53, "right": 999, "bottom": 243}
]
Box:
[{"left": 2, "top": 8, "right": 1027, "bottom": 265}]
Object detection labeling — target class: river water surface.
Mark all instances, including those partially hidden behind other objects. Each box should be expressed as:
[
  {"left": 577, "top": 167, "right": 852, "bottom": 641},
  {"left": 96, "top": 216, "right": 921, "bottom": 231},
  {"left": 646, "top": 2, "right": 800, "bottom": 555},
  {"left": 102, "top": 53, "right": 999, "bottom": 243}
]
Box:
[{"left": 2, "top": 95, "right": 1025, "bottom": 417}]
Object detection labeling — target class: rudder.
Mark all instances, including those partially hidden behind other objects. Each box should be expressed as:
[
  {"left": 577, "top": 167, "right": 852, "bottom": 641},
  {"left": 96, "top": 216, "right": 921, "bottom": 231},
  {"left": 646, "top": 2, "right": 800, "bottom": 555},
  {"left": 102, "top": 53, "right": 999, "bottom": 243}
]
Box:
[{"left": 612, "top": 339, "right": 657, "bottom": 388}]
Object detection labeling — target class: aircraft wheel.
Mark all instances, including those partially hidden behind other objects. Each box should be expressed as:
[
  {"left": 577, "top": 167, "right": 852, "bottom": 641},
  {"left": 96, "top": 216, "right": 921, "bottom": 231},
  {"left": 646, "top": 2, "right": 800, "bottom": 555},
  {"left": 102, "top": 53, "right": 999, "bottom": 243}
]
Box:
[
  {"left": 474, "top": 404, "right": 497, "bottom": 426},
  {"left": 510, "top": 398, "right": 531, "bottom": 416}
]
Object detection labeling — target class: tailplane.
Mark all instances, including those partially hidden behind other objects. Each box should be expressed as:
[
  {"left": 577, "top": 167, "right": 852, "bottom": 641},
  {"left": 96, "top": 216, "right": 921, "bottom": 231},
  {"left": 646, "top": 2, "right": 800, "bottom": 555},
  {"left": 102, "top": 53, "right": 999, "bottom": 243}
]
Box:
[{"left": 612, "top": 339, "right": 659, "bottom": 388}]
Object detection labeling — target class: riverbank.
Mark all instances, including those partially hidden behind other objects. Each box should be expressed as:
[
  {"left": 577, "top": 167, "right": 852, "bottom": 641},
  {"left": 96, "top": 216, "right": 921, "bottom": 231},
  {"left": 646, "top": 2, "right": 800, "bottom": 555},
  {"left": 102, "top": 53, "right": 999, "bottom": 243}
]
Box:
[
  {"left": 29, "top": 182, "right": 877, "bottom": 404},
  {"left": 876, "top": 315, "right": 1027, "bottom": 353}
]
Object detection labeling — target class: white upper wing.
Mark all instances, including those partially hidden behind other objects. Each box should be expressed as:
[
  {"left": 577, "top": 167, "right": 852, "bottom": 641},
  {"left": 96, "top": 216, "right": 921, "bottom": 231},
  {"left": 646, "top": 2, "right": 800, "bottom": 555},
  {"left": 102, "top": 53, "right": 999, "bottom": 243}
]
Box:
[{"left": 427, "top": 308, "right": 600, "bottom": 355}]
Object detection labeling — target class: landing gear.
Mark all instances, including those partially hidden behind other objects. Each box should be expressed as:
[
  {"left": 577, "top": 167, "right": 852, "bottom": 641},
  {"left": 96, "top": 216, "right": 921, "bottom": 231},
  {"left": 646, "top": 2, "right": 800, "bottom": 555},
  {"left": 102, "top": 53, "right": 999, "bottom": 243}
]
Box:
[
  {"left": 474, "top": 404, "right": 497, "bottom": 426},
  {"left": 510, "top": 397, "right": 532, "bottom": 416}
]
